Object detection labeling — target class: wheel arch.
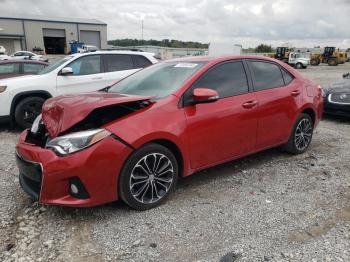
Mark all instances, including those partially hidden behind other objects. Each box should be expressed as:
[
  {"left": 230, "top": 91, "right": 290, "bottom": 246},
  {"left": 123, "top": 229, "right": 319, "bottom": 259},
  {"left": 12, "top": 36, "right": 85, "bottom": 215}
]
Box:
[
  {"left": 10, "top": 90, "right": 52, "bottom": 121},
  {"left": 140, "top": 138, "right": 185, "bottom": 178},
  {"left": 301, "top": 107, "right": 316, "bottom": 126}
]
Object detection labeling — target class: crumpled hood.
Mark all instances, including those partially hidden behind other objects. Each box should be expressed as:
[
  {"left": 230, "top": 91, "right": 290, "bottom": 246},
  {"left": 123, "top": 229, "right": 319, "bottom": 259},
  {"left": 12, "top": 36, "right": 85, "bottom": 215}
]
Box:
[{"left": 42, "top": 92, "right": 153, "bottom": 138}]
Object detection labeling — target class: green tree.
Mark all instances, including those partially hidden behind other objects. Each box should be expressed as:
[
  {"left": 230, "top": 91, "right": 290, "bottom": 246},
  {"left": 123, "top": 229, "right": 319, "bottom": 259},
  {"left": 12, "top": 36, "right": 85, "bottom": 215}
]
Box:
[{"left": 255, "top": 44, "right": 273, "bottom": 53}]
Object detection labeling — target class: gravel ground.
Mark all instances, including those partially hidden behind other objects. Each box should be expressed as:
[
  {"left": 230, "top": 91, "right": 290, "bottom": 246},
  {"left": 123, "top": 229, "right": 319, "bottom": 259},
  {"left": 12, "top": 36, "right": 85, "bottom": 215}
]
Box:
[{"left": 1, "top": 63, "right": 350, "bottom": 262}]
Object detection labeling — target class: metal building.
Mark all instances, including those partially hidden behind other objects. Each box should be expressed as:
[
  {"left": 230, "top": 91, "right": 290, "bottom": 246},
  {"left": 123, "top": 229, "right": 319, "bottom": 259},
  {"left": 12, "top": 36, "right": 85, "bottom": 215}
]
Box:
[{"left": 0, "top": 14, "right": 107, "bottom": 54}]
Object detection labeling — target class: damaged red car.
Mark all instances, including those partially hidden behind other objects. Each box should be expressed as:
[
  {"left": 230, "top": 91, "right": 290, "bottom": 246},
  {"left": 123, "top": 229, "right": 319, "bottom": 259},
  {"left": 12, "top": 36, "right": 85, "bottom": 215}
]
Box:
[{"left": 16, "top": 56, "right": 323, "bottom": 210}]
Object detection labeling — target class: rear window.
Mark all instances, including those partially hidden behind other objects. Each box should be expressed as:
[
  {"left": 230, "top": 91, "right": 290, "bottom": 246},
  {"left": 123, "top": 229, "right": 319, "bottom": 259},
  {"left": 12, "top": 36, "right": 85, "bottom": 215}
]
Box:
[
  {"left": 133, "top": 55, "right": 152, "bottom": 68},
  {"left": 249, "top": 61, "right": 285, "bottom": 91},
  {"left": 104, "top": 54, "right": 134, "bottom": 72},
  {"left": 281, "top": 68, "right": 294, "bottom": 85}
]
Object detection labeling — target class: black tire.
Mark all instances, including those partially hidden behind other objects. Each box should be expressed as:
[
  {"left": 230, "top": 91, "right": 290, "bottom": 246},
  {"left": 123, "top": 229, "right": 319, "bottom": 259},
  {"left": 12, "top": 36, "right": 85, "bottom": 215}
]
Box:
[
  {"left": 310, "top": 59, "right": 320, "bottom": 66},
  {"left": 328, "top": 59, "right": 338, "bottom": 66},
  {"left": 282, "top": 113, "right": 314, "bottom": 154},
  {"left": 14, "top": 97, "right": 45, "bottom": 129},
  {"left": 295, "top": 63, "right": 303, "bottom": 69},
  {"left": 119, "top": 143, "right": 178, "bottom": 210}
]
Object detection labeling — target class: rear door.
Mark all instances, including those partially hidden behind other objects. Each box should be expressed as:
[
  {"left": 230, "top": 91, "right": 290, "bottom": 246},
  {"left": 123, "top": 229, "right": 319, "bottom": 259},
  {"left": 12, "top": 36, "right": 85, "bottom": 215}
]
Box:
[
  {"left": 56, "top": 54, "right": 106, "bottom": 94},
  {"left": 103, "top": 54, "right": 140, "bottom": 86},
  {"left": 183, "top": 61, "right": 258, "bottom": 169},
  {"left": 247, "top": 60, "right": 301, "bottom": 149}
]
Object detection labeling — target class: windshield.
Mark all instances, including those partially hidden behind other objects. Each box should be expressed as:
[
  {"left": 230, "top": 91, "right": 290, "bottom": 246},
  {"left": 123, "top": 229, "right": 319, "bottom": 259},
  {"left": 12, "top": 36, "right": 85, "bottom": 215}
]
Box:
[
  {"left": 108, "top": 62, "right": 205, "bottom": 99},
  {"left": 39, "top": 56, "right": 74, "bottom": 75}
]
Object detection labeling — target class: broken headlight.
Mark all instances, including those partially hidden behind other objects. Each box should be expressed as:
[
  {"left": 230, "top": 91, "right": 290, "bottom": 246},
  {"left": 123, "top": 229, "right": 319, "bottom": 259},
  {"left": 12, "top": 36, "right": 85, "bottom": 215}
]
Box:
[{"left": 46, "top": 129, "right": 111, "bottom": 155}]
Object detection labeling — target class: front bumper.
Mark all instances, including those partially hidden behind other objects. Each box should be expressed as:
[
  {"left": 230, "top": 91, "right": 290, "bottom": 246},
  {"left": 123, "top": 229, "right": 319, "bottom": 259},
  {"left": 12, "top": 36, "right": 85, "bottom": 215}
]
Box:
[
  {"left": 324, "top": 95, "right": 350, "bottom": 117},
  {"left": 16, "top": 130, "right": 133, "bottom": 207}
]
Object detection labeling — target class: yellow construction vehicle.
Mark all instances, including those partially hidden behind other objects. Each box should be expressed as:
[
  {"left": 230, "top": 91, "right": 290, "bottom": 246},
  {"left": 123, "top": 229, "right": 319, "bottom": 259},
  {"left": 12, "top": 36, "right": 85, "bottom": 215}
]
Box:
[
  {"left": 310, "top": 47, "right": 347, "bottom": 66},
  {"left": 274, "top": 47, "right": 292, "bottom": 62}
]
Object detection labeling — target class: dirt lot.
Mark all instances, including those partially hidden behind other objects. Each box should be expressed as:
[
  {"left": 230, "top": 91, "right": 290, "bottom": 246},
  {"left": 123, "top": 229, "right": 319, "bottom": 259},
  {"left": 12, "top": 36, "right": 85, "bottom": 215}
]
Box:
[{"left": 1, "top": 64, "right": 350, "bottom": 262}]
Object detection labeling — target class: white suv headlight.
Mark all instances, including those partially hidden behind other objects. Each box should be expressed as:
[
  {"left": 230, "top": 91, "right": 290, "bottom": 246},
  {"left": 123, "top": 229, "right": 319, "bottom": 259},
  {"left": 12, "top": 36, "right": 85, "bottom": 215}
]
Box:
[{"left": 46, "top": 129, "right": 111, "bottom": 155}]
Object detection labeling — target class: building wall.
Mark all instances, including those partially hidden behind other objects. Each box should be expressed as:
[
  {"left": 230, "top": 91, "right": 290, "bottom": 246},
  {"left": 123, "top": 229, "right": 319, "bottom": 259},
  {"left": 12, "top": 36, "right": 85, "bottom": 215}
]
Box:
[
  {"left": 0, "top": 18, "right": 107, "bottom": 54},
  {"left": 0, "top": 19, "right": 23, "bottom": 35},
  {"left": 23, "top": 20, "right": 77, "bottom": 53}
]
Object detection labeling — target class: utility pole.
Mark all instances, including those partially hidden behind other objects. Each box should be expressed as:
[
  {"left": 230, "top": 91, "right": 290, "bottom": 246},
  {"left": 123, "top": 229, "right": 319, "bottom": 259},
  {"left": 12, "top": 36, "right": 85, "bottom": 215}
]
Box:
[{"left": 141, "top": 19, "right": 144, "bottom": 45}]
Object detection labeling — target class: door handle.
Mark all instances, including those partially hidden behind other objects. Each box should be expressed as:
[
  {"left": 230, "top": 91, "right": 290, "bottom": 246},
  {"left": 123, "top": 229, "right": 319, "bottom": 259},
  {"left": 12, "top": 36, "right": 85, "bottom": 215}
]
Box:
[
  {"left": 91, "top": 77, "right": 103, "bottom": 80},
  {"left": 242, "top": 100, "right": 258, "bottom": 109},
  {"left": 291, "top": 90, "right": 301, "bottom": 96}
]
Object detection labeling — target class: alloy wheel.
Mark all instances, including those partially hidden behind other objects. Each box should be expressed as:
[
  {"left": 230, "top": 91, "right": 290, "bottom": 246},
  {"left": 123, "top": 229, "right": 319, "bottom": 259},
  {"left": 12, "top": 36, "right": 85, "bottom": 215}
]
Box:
[
  {"left": 294, "top": 118, "right": 313, "bottom": 151},
  {"left": 129, "top": 153, "right": 174, "bottom": 204}
]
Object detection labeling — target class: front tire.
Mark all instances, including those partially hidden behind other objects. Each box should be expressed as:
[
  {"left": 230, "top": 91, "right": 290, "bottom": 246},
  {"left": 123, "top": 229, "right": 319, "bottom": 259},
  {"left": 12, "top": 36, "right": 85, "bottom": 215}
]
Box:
[
  {"left": 295, "top": 63, "right": 303, "bottom": 69},
  {"left": 119, "top": 143, "right": 178, "bottom": 210},
  {"left": 283, "top": 113, "right": 314, "bottom": 154},
  {"left": 14, "top": 97, "right": 45, "bottom": 129}
]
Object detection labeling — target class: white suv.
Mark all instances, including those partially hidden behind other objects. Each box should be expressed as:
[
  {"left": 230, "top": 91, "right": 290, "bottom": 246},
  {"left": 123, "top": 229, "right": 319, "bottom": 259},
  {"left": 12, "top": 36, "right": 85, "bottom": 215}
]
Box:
[{"left": 0, "top": 51, "right": 157, "bottom": 128}]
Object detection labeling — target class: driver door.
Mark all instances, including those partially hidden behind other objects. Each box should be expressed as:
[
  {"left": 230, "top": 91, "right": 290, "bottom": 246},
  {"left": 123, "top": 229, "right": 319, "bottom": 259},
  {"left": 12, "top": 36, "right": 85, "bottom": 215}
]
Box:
[
  {"left": 56, "top": 54, "right": 106, "bottom": 95},
  {"left": 183, "top": 61, "right": 258, "bottom": 169}
]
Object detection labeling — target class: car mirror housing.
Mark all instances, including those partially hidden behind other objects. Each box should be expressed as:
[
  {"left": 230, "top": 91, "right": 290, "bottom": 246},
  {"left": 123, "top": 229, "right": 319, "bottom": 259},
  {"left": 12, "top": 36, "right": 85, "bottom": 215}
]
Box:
[
  {"left": 192, "top": 88, "right": 219, "bottom": 104},
  {"left": 60, "top": 67, "right": 73, "bottom": 76}
]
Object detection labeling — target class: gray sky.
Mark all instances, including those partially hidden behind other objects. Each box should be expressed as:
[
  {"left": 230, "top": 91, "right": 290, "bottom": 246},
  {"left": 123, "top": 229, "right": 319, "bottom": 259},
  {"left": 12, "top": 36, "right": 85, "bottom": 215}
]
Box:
[{"left": 1, "top": 0, "right": 350, "bottom": 48}]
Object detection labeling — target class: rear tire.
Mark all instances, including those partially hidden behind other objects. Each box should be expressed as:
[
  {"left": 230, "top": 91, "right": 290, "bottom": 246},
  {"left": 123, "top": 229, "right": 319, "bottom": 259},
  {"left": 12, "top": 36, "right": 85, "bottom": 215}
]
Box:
[
  {"left": 118, "top": 143, "right": 178, "bottom": 210},
  {"left": 14, "top": 97, "right": 45, "bottom": 129},
  {"left": 310, "top": 59, "right": 320, "bottom": 66},
  {"left": 282, "top": 113, "right": 314, "bottom": 154}
]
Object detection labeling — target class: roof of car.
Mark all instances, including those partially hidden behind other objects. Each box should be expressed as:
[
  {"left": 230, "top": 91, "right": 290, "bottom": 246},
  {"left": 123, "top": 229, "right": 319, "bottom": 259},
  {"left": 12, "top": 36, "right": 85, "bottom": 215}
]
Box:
[
  {"left": 76, "top": 50, "right": 155, "bottom": 57},
  {"left": 0, "top": 60, "right": 48, "bottom": 65},
  {"left": 167, "top": 55, "right": 280, "bottom": 63}
]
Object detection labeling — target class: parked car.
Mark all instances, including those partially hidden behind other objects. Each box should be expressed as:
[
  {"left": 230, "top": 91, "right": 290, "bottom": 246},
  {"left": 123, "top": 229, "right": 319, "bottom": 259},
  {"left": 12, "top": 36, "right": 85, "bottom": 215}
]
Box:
[
  {"left": 0, "top": 51, "right": 157, "bottom": 128},
  {"left": 0, "top": 60, "right": 48, "bottom": 79},
  {"left": 0, "top": 45, "right": 6, "bottom": 54},
  {"left": 15, "top": 55, "right": 323, "bottom": 210},
  {"left": 77, "top": 45, "right": 98, "bottom": 53},
  {"left": 0, "top": 51, "right": 48, "bottom": 62},
  {"left": 287, "top": 52, "right": 310, "bottom": 69},
  {"left": 322, "top": 73, "right": 350, "bottom": 116}
]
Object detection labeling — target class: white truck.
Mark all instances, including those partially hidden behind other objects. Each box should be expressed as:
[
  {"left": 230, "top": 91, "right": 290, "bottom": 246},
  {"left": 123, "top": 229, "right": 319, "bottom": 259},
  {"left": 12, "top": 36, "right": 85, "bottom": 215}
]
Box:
[{"left": 287, "top": 52, "right": 310, "bottom": 69}]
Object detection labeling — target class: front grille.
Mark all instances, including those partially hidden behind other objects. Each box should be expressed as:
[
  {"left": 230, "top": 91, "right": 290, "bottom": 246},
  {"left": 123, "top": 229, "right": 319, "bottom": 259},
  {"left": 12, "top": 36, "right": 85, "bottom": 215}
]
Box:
[
  {"left": 328, "top": 93, "right": 350, "bottom": 104},
  {"left": 16, "top": 152, "right": 43, "bottom": 201}
]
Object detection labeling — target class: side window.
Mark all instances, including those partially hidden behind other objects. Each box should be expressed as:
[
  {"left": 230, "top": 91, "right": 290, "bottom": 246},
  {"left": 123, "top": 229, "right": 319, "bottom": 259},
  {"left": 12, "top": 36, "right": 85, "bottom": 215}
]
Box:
[
  {"left": 69, "top": 55, "right": 101, "bottom": 76},
  {"left": 249, "top": 61, "right": 284, "bottom": 91},
  {"left": 133, "top": 55, "right": 152, "bottom": 68},
  {"left": 281, "top": 68, "right": 294, "bottom": 85},
  {"left": 0, "top": 63, "right": 20, "bottom": 74},
  {"left": 14, "top": 52, "right": 23, "bottom": 56},
  {"left": 191, "top": 61, "right": 248, "bottom": 97},
  {"left": 23, "top": 63, "right": 45, "bottom": 74},
  {"left": 104, "top": 54, "right": 134, "bottom": 72}
]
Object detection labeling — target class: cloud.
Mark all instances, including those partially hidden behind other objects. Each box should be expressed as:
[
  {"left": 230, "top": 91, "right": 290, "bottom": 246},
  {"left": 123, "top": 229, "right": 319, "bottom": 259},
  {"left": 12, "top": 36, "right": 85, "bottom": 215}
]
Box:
[{"left": 1, "top": 0, "right": 350, "bottom": 47}]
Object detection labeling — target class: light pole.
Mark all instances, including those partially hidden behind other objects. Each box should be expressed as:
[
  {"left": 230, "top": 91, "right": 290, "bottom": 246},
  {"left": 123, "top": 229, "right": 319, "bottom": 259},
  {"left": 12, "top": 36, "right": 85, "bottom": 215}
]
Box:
[{"left": 141, "top": 19, "right": 144, "bottom": 45}]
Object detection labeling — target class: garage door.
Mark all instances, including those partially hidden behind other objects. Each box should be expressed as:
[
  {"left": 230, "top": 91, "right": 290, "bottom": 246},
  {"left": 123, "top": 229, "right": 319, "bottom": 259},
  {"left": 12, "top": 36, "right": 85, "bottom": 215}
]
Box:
[
  {"left": 80, "top": 30, "right": 101, "bottom": 48},
  {"left": 43, "top": 29, "right": 66, "bottom": 38}
]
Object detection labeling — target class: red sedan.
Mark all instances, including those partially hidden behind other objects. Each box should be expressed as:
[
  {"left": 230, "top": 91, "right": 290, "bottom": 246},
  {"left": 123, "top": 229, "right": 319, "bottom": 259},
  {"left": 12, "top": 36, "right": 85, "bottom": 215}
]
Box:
[{"left": 16, "top": 56, "right": 323, "bottom": 210}]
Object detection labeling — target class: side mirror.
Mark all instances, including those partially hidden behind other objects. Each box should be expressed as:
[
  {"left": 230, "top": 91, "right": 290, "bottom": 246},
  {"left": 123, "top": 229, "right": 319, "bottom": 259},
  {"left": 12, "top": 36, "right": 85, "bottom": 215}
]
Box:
[
  {"left": 60, "top": 67, "right": 73, "bottom": 76},
  {"left": 192, "top": 88, "right": 219, "bottom": 104}
]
